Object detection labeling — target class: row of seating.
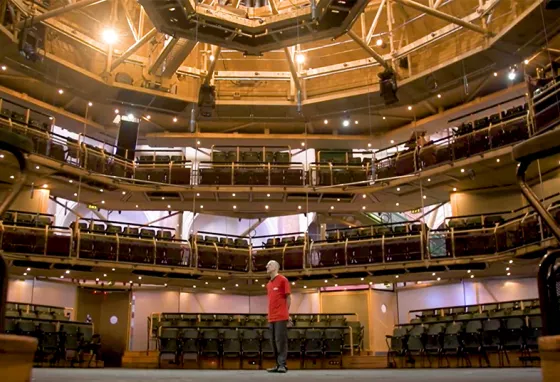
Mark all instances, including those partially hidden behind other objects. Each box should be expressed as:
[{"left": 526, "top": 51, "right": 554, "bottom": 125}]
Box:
[
  {"left": 0, "top": 99, "right": 534, "bottom": 188},
  {"left": 2, "top": 203, "right": 558, "bottom": 271},
  {"left": 1, "top": 211, "right": 53, "bottom": 227},
  {"left": 410, "top": 299, "right": 540, "bottom": 324},
  {"left": 3, "top": 317, "right": 96, "bottom": 365},
  {"left": 6, "top": 303, "right": 68, "bottom": 321},
  {"left": 387, "top": 314, "right": 541, "bottom": 368},
  {"left": 199, "top": 165, "right": 305, "bottom": 186},
  {"left": 158, "top": 326, "right": 360, "bottom": 369},
  {"left": 0, "top": 108, "right": 51, "bottom": 132},
  {"left": 210, "top": 151, "right": 291, "bottom": 164},
  {"left": 532, "top": 77, "right": 560, "bottom": 133},
  {"left": 71, "top": 221, "right": 175, "bottom": 240},
  {"left": 155, "top": 313, "right": 352, "bottom": 330}
]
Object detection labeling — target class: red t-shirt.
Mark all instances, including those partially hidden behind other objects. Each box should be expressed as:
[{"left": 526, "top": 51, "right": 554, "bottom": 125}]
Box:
[{"left": 267, "top": 274, "right": 291, "bottom": 322}]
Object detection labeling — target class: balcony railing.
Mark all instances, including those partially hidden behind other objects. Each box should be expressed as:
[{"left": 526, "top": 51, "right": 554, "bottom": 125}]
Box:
[
  {"left": 2, "top": 202, "right": 559, "bottom": 274},
  {"left": 2, "top": 96, "right": 552, "bottom": 188}
]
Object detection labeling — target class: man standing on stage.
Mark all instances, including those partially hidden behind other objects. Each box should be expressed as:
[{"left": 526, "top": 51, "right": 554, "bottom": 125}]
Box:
[{"left": 265, "top": 260, "right": 291, "bottom": 373}]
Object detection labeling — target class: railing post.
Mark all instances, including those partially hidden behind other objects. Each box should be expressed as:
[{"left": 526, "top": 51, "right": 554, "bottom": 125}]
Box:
[{"left": 450, "top": 228, "right": 456, "bottom": 258}]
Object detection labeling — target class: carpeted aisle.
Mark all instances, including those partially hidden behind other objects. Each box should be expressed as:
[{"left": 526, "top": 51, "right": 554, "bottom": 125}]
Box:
[{"left": 32, "top": 368, "right": 541, "bottom": 382}]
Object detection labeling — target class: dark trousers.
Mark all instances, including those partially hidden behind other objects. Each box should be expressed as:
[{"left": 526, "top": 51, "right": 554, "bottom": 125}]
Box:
[{"left": 270, "top": 320, "right": 288, "bottom": 367}]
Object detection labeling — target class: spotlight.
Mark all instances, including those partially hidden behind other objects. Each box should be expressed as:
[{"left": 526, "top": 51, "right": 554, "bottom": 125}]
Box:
[
  {"left": 362, "top": 206, "right": 366, "bottom": 210},
  {"left": 88, "top": 102, "right": 93, "bottom": 107},
  {"left": 383, "top": 116, "right": 386, "bottom": 120},
  {"left": 362, "top": 194, "right": 367, "bottom": 198},
  {"left": 102, "top": 28, "right": 118, "bottom": 44},
  {"left": 461, "top": 168, "right": 465, "bottom": 173},
  {"left": 42, "top": 184, "right": 48, "bottom": 189},
  {"left": 301, "top": 142, "right": 305, "bottom": 146},
  {"left": 127, "top": 113, "right": 134, "bottom": 120},
  {"left": 295, "top": 53, "right": 305, "bottom": 64},
  {"left": 330, "top": 206, "right": 334, "bottom": 210},
  {"left": 437, "top": 94, "right": 441, "bottom": 98},
  {"left": 390, "top": 140, "right": 394, "bottom": 144},
  {"left": 342, "top": 119, "right": 350, "bottom": 127},
  {"left": 200, "top": 205, "right": 204, "bottom": 209},
  {"left": 298, "top": 205, "right": 302, "bottom": 210},
  {"left": 524, "top": 59, "right": 529, "bottom": 65},
  {"left": 378, "top": 68, "right": 398, "bottom": 105},
  {"left": 0, "top": 65, "right": 6, "bottom": 71},
  {"left": 453, "top": 188, "right": 457, "bottom": 192},
  {"left": 233, "top": 205, "right": 237, "bottom": 209},
  {"left": 265, "top": 205, "right": 269, "bottom": 210},
  {"left": 324, "top": 119, "right": 328, "bottom": 124},
  {"left": 375, "top": 38, "right": 383, "bottom": 46},
  {"left": 493, "top": 72, "right": 498, "bottom": 77},
  {"left": 437, "top": 277, "right": 441, "bottom": 281},
  {"left": 198, "top": 83, "right": 216, "bottom": 118},
  {"left": 354, "top": 120, "right": 359, "bottom": 125},
  {"left": 58, "top": 89, "right": 64, "bottom": 95},
  {"left": 173, "top": 117, "right": 178, "bottom": 123},
  {"left": 114, "top": 109, "right": 119, "bottom": 114},
  {"left": 407, "top": 105, "right": 412, "bottom": 111},
  {"left": 101, "top": 200, "right": 105, "bottom": 204},
  {"left": 467, "top": 270, "right": 471, "bottom": 273},
  {"left": 146, "top": 115, "right": 151, "bottom": 120},
  {"left": 209, "top": 54, "right": 215, "bottom": 62},
  {"left": 66, "top": 270, "right": 70, "bottom": 274},
  {"left": 368, "top": 143, "right": 372, "bottom": 148},
  {"left": 396, "top": 187, "right": 400, "bottom": 191},
  {"left": 508, "top": 71, "right": 516, "bottom": 80},
  {"left": 395, "top": 202, "right": 400, "bottom": 206},
  {"left": 470, "top": 275, "right": 474, "bottom": 278}
]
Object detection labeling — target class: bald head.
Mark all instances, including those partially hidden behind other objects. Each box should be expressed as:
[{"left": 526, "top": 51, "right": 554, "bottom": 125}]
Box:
[{"left": 266, "top": 260, "right": 280, "bottom": 276}]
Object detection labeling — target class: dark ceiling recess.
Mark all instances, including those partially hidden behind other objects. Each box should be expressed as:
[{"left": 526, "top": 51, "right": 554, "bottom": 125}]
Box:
[{"left": 241, "top": 0, "right": 270, "bottom": 7}]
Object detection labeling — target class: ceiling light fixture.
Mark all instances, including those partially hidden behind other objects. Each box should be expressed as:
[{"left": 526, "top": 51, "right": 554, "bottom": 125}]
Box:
[
  {"left": 114, "top": 109, "right": 119, "bottom": 114},
  {"left": 407, "top": 106, "right": 412, "bottom": 111},
  {"left": 524, "top": 59, "right": 529, "bottom": 65},
  {"left": 0, "top": 65, "right": 6, "bottom": 71},
  {"left": 173, "top": 117, "right": 178, "bottom": 123},
  {"left": 127, "top": 113, "right": 134, "bottom": 120},
  {"left": 295, "top": 53, "right": 305, "bottom": 64},
  {"left": 395, "top": 202, "right": 400, "bottom": 206},
  {"left": 330, "top": 206, "right": 334, "bottom": 210},
  {"left": 362, "top": 206, "right": 366, "bottom": 210},
  {"left": 265, "top": 205, "right": 269, "bottom": 210},
  {"left": 209, "top": 54, "right": 215, "bottom": 62},
  {"left": 233, "top": 205, "right": 237, "bottom": 209},
  {"left": 146, "top": 115, "right": 151, "bottom": 120},
  {"left": 493, "top": 72, "right": 498, "bottom": 77},
  {"left": 58, "top": 89, "right": 64, "bottom": 95},
  {"left": 102, "top": 28, "right": 118, "bottom": 44},
  {"left": 88, "top": 102, "right": 93, "bottom": 107},
  {"left": 200, "top": 205, "right": 204, "bottom": 209},
  {"left": 298, "top": 205, "right": 302, "bottom": 210},
  {"left": 342, "top": 119, "right": 350, "bottom": 127},
  {"left": 390, "top": 140, "right": 394, "bottom": 144},
  {"left": 324, "top": 119, "right": 328, "bottom": 124},
  {"left": 437, "top": 277, "right": 441, "bottom": 281},
  {"left": 437, "top": 94, "right": 441, "bottom": 98},
  {"left": 42, "top": 184, "right": 48, "bottom": 189},
  {"left": 376, "top": 38, "right": 383, "bottom": 46}
]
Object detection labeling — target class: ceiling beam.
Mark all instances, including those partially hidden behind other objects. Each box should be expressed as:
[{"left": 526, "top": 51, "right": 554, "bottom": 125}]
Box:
[
  {"left": 111, "top": 28, "right": 157, "bottom": 71},
  {"left": 347, "top": 30, "right": 391, "bottom": 71},
  {"left": 365, "top": 0, "right": 386, "bottom": 45},
  {"left": 284, "top": 47, "right": 303, "bottom": 94},
  {"left": 15, "top": 0, "right": 107, "bottom": 29},
  {"left": 203, "top": 46, "right": 221, "bottom": 85},
  {"left": 240, "top": 218, "right": 266, "bottom": 237},
  {"left": 120, "top": 0, "right": 139, "bottom": 41},
  {"left": 393, "top": 0, "right": 491, "bottom": 36}
]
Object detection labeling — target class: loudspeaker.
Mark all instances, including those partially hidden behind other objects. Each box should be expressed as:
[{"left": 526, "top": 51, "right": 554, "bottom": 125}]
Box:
[
  {"left": 116, "top": 120, "right": 139, "bottom": 160},
  {"left": 198, "top": 84, "right": 216, "bottom": 118},
  {"left": 545, "top": 0, "right": 560, "bottom": 9}
]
